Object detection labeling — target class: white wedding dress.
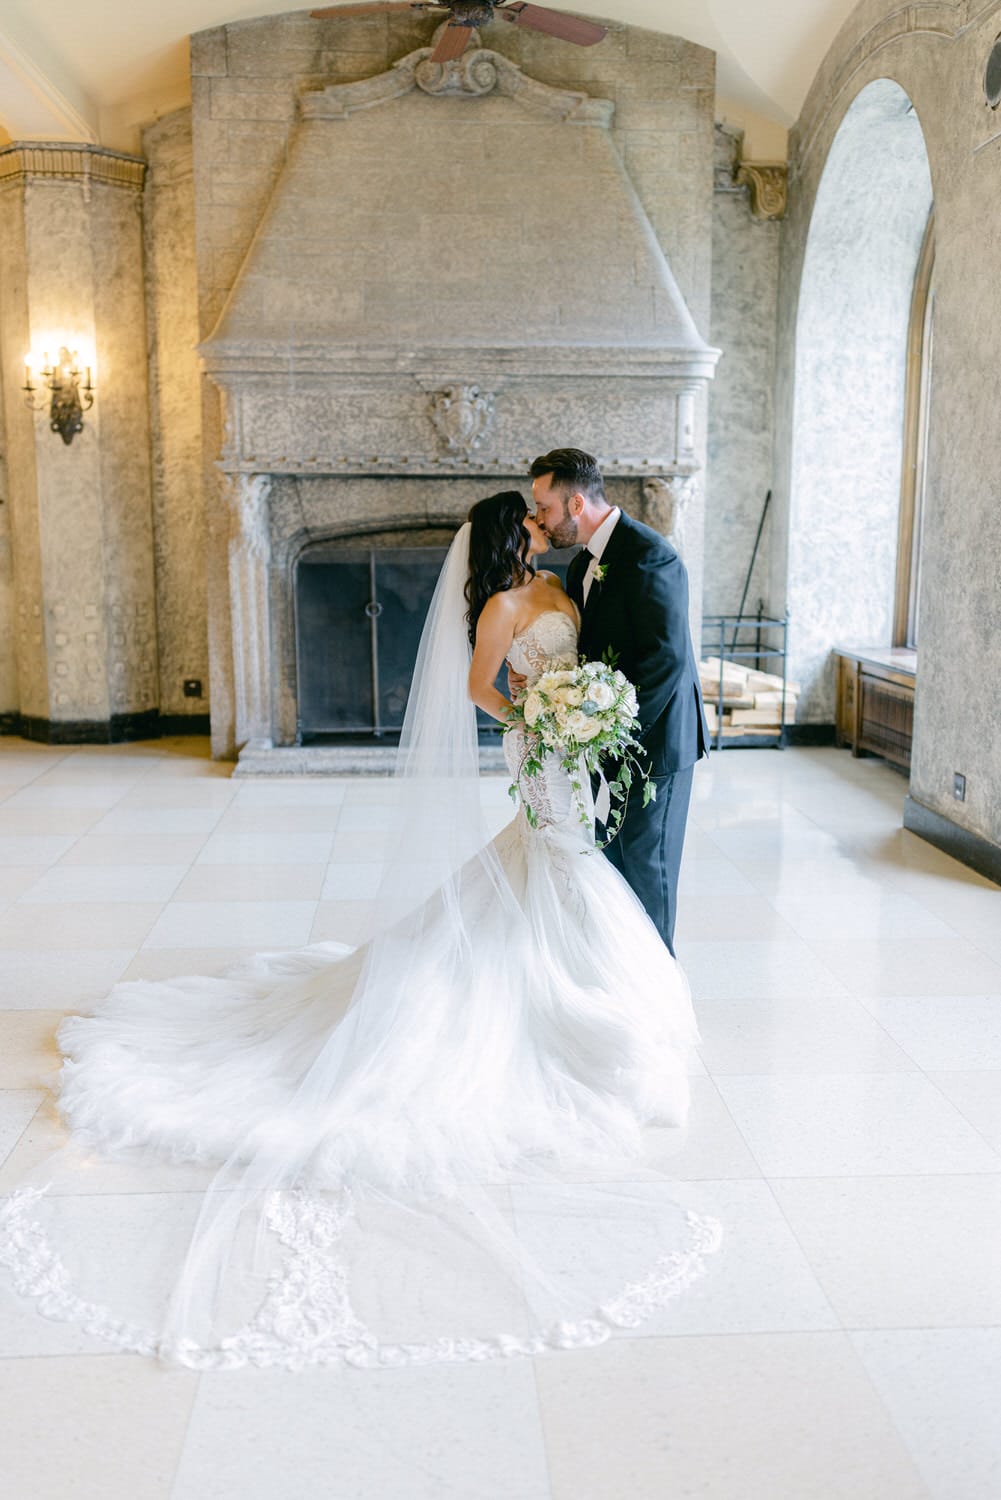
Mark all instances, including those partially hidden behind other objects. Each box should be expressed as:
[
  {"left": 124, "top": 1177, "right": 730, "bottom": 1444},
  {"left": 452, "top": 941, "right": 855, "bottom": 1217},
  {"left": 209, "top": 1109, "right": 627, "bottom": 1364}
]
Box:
[{"left": 0, "top": 605, "right": 720, "bottom": 1370}]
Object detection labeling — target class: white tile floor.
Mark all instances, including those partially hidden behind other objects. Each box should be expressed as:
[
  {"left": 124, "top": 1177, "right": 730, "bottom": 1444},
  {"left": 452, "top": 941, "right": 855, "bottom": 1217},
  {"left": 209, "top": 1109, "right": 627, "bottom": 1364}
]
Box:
[{"left": 0, "top": 735, "right": 999, "bottom": 1500}]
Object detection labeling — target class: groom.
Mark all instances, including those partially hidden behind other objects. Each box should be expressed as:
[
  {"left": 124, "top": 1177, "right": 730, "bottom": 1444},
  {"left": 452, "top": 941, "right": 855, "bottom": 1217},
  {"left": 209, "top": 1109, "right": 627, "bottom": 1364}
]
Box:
[{"left": 529, "top": 448, "right": 709, "bottom": 957}]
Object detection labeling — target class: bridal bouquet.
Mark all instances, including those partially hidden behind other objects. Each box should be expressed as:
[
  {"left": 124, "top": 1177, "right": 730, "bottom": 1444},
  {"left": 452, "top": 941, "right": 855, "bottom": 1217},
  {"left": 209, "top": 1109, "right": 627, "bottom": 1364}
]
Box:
[{"left": 504, "top": 657, "right": 655, "bottom": 846}]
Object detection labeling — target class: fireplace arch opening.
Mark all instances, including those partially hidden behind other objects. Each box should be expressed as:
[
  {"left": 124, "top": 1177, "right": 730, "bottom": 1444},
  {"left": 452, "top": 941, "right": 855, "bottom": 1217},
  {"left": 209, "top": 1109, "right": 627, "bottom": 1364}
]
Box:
[{"left": 293, "top": 527, "right": 575, "bottom": 744}]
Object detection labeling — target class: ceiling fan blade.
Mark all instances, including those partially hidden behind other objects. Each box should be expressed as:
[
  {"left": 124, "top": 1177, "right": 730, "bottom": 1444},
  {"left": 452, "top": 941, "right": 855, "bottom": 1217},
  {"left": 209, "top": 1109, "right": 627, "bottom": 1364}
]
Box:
[
  {"left": 311, "top": 3, "right": 424, "bottom": 18},
  {"left": 499, "top": 3, "right": 606, "bottom": 45},
  {"left": 429, "top": 24, "right": 474, "bottom": 62}
]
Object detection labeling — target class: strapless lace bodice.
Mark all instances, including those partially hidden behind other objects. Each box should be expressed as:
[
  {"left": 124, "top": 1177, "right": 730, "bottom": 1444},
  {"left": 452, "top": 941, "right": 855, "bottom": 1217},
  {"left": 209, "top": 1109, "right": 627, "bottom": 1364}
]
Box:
[
  {"left": 507, "top": 609, "right": 578, "bottom": 686},
  {"left": 504, "top": 610, "right": 581, "bottom": 835}
]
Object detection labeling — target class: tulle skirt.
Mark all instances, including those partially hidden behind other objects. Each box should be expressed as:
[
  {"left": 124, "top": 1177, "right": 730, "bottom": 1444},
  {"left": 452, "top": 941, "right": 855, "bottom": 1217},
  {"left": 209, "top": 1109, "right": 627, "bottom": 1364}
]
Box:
[
  {"left": 56, "top": 815, "right": 696, "bottom": 1183},
  {"left": 0, "top": 807, "right": 721, "bottom": 1370}
]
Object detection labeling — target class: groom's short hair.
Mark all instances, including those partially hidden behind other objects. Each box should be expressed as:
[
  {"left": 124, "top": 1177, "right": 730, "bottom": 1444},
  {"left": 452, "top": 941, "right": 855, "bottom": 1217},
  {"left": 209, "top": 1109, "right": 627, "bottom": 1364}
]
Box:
[{"left": 529, "top": 448, "right": 606, "bottom": 505}]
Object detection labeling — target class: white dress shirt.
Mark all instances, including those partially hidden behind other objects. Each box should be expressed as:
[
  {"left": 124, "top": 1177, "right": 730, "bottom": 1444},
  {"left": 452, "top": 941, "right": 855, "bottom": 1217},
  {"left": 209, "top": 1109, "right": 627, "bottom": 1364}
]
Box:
[{"left": 582, "top": 507, "right": 621, "bottom": 604}]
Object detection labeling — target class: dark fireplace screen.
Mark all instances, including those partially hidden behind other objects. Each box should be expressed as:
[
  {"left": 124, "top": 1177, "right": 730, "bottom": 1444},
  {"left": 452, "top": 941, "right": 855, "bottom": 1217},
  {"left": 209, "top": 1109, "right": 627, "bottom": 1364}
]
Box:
[{"left": 295, "top": 539, "right": 570, "bottom": 742}]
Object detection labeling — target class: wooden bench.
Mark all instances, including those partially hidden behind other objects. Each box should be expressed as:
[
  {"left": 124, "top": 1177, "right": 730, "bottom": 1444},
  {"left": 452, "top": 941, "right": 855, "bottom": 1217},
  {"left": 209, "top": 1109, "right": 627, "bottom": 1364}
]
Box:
[{"left": 834, "top": 646, "right": 917, "bottom": 770}]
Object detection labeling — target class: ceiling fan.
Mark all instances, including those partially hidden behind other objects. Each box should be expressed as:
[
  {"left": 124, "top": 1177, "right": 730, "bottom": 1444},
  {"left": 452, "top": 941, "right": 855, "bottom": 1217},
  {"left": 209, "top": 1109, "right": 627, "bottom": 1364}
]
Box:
[{"left": 309, "top": 2, "right": 607, "bottom": 65}]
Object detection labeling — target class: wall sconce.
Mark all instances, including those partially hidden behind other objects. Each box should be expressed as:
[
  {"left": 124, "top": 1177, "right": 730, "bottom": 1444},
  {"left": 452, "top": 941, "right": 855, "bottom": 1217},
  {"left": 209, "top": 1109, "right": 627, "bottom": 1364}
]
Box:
[{"left": 22, "top": 347, "right": 94, "bottom": 445}]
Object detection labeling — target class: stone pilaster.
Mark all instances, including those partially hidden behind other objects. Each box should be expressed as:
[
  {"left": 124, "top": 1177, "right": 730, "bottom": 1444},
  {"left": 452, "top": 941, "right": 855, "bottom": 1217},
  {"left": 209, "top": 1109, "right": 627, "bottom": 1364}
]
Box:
[
  {"left": 0, "top": 141, "right": 158, "bottom": 735},
  {"left": 0, "top": 311, "right": 16, "bottom": 717},
  {"left": 222, "top": 472, "right": 272, "bottom": 748},
  {"left": 641, "top": 472, "right": 699, "bottom": 561},
  {"left": 142, "top": 111, "right": 207, "bottom": 724}
]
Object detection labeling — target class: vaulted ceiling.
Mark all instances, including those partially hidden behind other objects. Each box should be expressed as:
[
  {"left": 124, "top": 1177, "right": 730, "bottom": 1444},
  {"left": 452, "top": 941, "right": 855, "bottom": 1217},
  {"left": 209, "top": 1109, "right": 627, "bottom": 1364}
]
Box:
[{"left": 0, "top": 0, "right": 862, "bottom": 156}]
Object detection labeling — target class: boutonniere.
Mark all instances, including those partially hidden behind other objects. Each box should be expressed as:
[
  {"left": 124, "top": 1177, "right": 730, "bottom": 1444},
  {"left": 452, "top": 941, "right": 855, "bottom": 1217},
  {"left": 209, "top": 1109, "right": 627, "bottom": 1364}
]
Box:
[{"left": 592, "top": 563, "right": 608, "bottom": 584}]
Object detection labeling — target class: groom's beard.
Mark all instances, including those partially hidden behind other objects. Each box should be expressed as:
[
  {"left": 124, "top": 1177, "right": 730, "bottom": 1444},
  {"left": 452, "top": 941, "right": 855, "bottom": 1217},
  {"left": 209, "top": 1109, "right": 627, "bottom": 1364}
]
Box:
[{"left": 545, "top": 512, "right": 579, "bottom": 550}]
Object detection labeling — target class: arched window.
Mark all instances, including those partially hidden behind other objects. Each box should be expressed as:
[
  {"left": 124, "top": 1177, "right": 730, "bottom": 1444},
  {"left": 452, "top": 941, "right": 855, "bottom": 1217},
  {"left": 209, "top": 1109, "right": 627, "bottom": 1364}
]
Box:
[
  {"left": 895, "top": 209, "right": 935, "bottom": 648},
  {"left": 787, "top": 79, "right": 932, "bottom": 720}
]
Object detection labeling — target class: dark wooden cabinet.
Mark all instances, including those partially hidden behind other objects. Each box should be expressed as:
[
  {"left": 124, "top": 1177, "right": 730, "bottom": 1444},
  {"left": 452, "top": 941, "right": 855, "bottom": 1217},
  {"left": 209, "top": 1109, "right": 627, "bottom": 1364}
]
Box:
[{"left": 834, "top": 647, "right": 917, "bottom": 770}]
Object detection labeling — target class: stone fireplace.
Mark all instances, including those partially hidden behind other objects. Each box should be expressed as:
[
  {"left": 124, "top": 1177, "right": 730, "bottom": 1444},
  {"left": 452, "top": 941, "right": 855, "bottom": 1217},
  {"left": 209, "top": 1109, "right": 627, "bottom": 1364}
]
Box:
[{"left": 197, "top": 32, "right": 719, "bottom": 767}]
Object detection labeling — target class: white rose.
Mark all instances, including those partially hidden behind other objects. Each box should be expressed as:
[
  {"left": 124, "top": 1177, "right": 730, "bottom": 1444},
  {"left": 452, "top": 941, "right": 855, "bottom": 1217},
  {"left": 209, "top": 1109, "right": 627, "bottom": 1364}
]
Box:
[
  {"left": 524, "top": 691, "right": 542, "bottom": 726},
  {"left": 589, "top": 681, "right": 615, "bottom": 710},
  {"left": 565, "top": 709, "right": 603, "bottom": 742}
]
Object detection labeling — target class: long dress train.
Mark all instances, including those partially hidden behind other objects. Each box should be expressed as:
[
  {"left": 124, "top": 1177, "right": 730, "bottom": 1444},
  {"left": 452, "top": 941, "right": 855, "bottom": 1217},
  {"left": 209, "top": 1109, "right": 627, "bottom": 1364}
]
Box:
[{"left": 0, "top": 610, "right": 720, "bottom": 1369}]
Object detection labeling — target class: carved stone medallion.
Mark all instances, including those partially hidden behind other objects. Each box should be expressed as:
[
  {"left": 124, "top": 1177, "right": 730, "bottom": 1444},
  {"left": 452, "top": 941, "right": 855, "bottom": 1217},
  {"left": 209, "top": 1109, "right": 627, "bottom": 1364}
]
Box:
[{"left": 429, "top": 384, "right": 495, "bottom": 455}]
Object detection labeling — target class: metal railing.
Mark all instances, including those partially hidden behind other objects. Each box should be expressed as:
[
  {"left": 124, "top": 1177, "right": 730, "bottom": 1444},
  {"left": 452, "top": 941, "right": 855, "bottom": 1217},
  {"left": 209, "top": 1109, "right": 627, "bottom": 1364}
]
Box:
[{"left": 701, "top": 609, "right": 790, "bottom": 751}]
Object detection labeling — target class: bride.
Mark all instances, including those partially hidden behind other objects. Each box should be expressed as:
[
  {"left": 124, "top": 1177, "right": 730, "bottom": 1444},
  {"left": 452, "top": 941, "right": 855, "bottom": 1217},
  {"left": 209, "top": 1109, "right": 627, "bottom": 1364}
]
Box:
[{"left": 0, "top": 491, "right": 719, "bottom": 1370}]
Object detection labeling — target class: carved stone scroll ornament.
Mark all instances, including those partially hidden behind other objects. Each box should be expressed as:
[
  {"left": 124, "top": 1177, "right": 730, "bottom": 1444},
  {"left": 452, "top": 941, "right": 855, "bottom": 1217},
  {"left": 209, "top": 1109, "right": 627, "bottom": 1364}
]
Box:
[
  {"left": 734, "top": 162, "right": 788, "bottom": 221},
  {"left": 415, "top": 46, "right": 502, "bottom": 98},
  {"left": 429, "top": 384, "right": 495, "bottom": 456},
  {"left": 300, "top": 44, "right": 613, "bottom": 126},
  {"left": 414, "top": 46, "right": 609, "bottom": 121},
  {"left": 642, "top": 473, "right": 698, "bottom": 559}
]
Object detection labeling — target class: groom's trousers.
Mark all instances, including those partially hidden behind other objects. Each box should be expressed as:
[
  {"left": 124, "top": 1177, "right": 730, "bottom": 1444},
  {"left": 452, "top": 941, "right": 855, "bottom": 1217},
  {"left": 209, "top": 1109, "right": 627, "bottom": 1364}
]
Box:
[{"left": 599, "top": 764, "right": 694, "bottom": 959}]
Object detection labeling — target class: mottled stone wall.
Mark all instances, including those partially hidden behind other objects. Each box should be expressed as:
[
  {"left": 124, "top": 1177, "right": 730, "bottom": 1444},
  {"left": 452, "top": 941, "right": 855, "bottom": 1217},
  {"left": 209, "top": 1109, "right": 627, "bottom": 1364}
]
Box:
[
  {"left": 0, "top": 149, "right": 157, "bottom": 728},
  {"left": 705, "top": 124, "right": 780, "bottom": 620},
  {"left": 909, "top": 4, "right": 1001, "bottom": 852},
  {"left": 191, "top": 12, "right": 717, "bottom": 756},
  {"left": 773, "top": 0, "right": 1001, "bottom": 852},
  {"left": 142, "top": 110, "right": 207, "bottom": 721}
]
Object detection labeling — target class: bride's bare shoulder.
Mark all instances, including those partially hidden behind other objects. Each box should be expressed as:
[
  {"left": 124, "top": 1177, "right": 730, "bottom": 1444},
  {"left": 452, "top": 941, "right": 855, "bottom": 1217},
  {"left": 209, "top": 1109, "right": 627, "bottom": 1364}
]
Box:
[
  {"left": 535, "top": 571, "right": 579, "bottom": 627},
  {"left": 480, "top": 587, "right": 520, "bottom": 619}
]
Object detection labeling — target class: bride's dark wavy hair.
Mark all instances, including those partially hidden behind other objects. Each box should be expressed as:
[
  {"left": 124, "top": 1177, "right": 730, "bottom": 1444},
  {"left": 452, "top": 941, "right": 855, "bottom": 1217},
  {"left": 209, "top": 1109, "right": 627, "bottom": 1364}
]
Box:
[{"left": 464, "top": 490, "right": 534, "bottom": 646}]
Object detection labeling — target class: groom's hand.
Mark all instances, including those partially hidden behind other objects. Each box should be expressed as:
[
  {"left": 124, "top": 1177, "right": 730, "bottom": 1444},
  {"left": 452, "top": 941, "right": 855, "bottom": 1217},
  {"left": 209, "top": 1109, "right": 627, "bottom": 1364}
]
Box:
[{"left": 508, "top": 667, "right": 528, "bottom": 699}]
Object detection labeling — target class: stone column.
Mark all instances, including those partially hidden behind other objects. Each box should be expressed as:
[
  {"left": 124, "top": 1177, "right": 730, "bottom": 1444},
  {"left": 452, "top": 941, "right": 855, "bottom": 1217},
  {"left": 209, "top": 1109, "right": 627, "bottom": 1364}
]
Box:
[{"left": 0, "top": 143, "right": 158, "bottom": 738}]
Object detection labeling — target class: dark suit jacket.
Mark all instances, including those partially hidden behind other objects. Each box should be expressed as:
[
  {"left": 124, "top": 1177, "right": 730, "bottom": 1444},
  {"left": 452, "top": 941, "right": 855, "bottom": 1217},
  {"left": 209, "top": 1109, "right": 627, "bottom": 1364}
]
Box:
[{"left": 567, "top": 510, "right": 709, "bottom": 775}]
